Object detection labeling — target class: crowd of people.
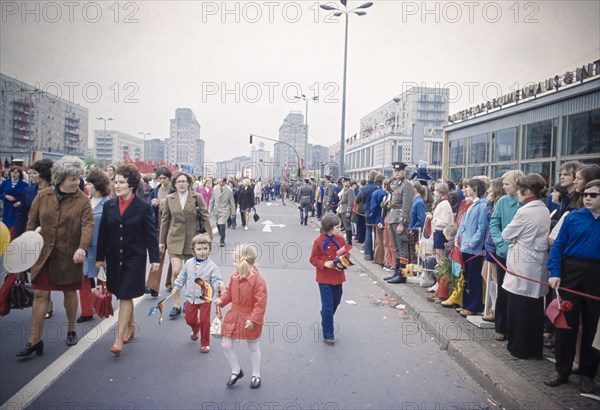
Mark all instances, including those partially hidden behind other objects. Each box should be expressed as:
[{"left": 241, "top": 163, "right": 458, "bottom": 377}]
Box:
[{"left": 2, "top": 156, "right": 599, "bottom": 393}]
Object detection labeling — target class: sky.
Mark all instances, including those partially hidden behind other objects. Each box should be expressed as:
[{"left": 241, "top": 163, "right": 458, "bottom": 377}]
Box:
[{"left": 1, "top": 0, "right": 599, "bottom": 162}]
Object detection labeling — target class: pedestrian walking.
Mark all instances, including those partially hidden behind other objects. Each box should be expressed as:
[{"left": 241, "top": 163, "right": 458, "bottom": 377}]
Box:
[
  {"left": 338, "top": 176, "right": 355, "bottom": 245},
  {"left": 238, "top": 178, "right": 255, "bottom": 230},
  {"left": 215, "top": 243, "right": 267, "bottom": 389},
  {"left": 17, "top": 156, "right": 94, "bottom": 358},
  {"left": 160, "top": 171, "right": 212, "bottom": 318},
  {"left": 0, "top": 165, "right": 29, "bottom": 239},
  {"left": 172, "top": 234, "right": 224, "bottom": 353},
  {"left": 309, "top": 213, "right": 347, "bottom": 345},
  {"left": 209, "top": 177, "right": 236, "bottom": 247},
  {"left": 298, "top": 178, "right": 314, "bottom": 225},
  {"left": 96, "top": 164, "right": 160, "bottom": 356}
]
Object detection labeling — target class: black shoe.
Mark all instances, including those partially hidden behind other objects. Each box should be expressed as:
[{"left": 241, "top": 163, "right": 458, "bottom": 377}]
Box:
[
  {"left": 16, "top": 340, "right": 44, "bottom": 357},
  {"left": 387, "top": 274, "right": 407, "bottom": 284},
  {"left": 76, "top": 315, "right": 93, "bottom": 323},
  {"left": 581, "top": 376, "right": 594, "bottom": 394},
  {"left": 383, "top": 273, "right": 396, "bottom": 281},
  {"left": 250, "top": 376, "right": 261, "bottom": 389},
  {"left": 169, "top": 307, "right": 181, "bottom": 319},
  {"left": 150, "top": 289, "right": 159, "bottom": 297},
  {"left": 227, "top": 369, "right": 244, "bottom": 387},
  {"left": 220, "top": 243, "right": 225, "bottom": 247},
  {"left": 45, "top": 302, "right": 53, "bottom": 319},
  {"left": 66, "top": 331, "right": 78, "bottom": 346},
  {"left": 145, "top": 287, "right": 152, "bottom": 294},
  {"left": 543, "top": 371, "right": 568, "bottom": 387}
]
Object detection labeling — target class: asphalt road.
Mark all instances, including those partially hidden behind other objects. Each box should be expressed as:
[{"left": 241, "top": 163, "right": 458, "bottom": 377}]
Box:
[{"left": 1, "top": 199, "right": 493, "bottom": 409}]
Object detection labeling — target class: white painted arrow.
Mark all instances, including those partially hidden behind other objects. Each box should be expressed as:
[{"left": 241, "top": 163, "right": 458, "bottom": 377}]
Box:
[{"left": 261, "top": 220, "right": 287, "bottom": 232}]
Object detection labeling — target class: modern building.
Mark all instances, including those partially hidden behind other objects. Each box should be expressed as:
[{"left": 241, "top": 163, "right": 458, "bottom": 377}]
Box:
[
  {"left": 213, "top": 156, "right": 252, "bottom": 179},
  {"left": 345, "top": 87, "right": 449, "bottom": 180},
  {"left": 94, "top": 130, "right": 144, "bottom": 165},
  {"left": 145, "top": 138, "right": 166, "bottom": 164},
  {"left": 274, "top": 111, "right": 306, "bottom": 179},
  {"left": 250, "top": 142, "right": 274, "bottom": 180},
  {"left": 0, "top": 73, "right": 88, "bottom": 164},
  {"left": 168, "top": 108, "right": 205, "bottom": 174},
  {"left": 310, "top": 144, "right": 330, "bottom": 179},
  {"left": 443, "top": 60, "right": 600, "bottom": 186}
]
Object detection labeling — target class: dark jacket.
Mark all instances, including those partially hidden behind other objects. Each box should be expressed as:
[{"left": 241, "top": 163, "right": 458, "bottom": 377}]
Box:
[
  {"left": 97, "top": 195, "right": 160, "bottom": 299},
  {"left": 238, "top": 185, "right": 255, "bottom": 209},
  {"left": 15, "top": 184, "right": 39, "bottom": 238}
]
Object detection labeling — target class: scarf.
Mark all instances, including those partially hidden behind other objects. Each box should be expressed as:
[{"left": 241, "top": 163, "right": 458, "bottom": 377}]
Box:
[{"left": 322, "top": 235, "right": 341, "bottom": 253}]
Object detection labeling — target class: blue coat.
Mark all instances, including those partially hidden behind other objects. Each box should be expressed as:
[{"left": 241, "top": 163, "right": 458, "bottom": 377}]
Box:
[
  {"left": 96, "top": 195, "right": 160, "bottom": 299},
  {"left": 84, "top": 196, "right": 110, "bottom": 278},
  {"left": 0, "top": 179, "right": 29, "bottom": 228},
  {"left": 409, "top": 195, "right": 426, "bottom": 229},
  {"left": 370, "top": 187, "right": 386, "bottom": 225},
  {"left": 456, "top": 198, "right": 489, "bottom": 255},
  {"left": 361, "top": 182, "right": 378, "bottom": 224},
  {"left": 15, "top": 183, "right": 39, "bottom": 238}
]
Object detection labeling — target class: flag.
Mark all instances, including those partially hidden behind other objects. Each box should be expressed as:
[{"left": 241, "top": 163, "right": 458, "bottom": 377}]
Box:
[
  {"left": 194, "top": 278, "right": 213, "bottom": 301},
  {"left": 148, "top": 294, "right": 172, "bottom": 324}
]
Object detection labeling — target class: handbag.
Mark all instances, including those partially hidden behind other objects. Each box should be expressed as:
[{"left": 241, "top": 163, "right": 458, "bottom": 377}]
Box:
[
  {"left": 91, "top": 282, "right": 114, "bottom": 318},
  {"left": 210, "top": 305, "right": 223, "bottom": 338},
  {"left": 0, "top": 273, "right": 17, "bottom": 316},
  {"left": 195, "top": 196, "right": 207, "bottom": 234},
  {"left": 9, "top": 279, "right": 34, "bottom": 309},
  {"left": 252, "top": 207, "right": 260, "bottom": 222}
]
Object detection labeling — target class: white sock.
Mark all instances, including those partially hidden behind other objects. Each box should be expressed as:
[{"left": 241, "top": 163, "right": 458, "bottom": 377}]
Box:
[
  {"left": 247, "top": 339, "right": 261, "bottom": 377},
  {"left": 221, "top": 337, "right": 240, "bottom": 374}
]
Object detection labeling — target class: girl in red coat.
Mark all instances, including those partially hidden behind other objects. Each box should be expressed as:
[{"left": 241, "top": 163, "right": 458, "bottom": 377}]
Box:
[
  {"left": 215, "top": 243, "right": 267, "bottom": 389},
  {"left": 309, "top": 213, "right": 346, "bottom": 345}
]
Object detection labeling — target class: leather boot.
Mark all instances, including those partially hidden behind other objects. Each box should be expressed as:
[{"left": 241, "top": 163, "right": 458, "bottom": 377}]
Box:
[
  {"left": 387, "top": 259, "right": 407, "bottom": 284},
  {"left": 383, "top": 258, "right": 400, "bottom": 281}
]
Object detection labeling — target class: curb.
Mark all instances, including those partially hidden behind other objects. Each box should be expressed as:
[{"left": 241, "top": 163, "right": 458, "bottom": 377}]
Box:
[{"left": 352, "top": 253, "right": 563, "bottom": 410}]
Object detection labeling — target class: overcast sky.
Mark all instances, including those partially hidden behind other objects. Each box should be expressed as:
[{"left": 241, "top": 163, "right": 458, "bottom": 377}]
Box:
[{"left": 2, "top": 0, "right": 599, "bottom": 162}]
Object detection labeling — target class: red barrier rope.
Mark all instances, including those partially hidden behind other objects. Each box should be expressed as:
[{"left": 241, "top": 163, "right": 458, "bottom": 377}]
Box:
[{"left": 488, "top": 252, "right": 600, "bottom": 301}]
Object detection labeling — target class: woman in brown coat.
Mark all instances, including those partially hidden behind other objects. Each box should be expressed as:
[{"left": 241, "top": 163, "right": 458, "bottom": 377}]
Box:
[
  {"left": 17, "top": 156, "right": 94, "bottom": 358},
  {"left": 160, "top": 171, "right": 212, "bottom": 318},
  {"left": 215, "top": 243, "right": 268, "bottom": 389}
]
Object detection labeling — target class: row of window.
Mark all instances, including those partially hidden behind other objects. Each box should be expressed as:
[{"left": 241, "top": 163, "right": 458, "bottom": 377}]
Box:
[
  {"left": 449, "top": 109, "right": 600, "bottom": 165},
  {"left": 346, "top": 141, "right": 443, "bottom": 170}
]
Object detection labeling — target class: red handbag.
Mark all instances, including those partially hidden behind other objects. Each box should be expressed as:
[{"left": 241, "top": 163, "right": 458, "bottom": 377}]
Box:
[
  {"left": 0, "top": 273, "right": 17, "bottom": 316},
  {"left": 91, "top": 281, "right": 114, "bottom": 318}
]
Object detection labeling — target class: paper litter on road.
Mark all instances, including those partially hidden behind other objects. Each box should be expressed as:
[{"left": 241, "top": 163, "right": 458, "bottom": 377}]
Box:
[
  {"left": 359, "top": 273, "right": 367, "bottom": 277},
  {"left": 395, "top": 304, "right": 406, "bottom": 310},
  {"left": 345, "top": 300, "right": 357, "bottom": 304},
  {"left": 580, "top": 394, "right": 600, "bottom": 402},
  {"left": 372, "top": 281, "right": 378, "bottom": 284}
]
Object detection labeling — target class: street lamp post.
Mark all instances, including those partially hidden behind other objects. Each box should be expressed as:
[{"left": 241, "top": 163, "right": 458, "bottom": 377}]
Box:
[
  {"left": 138, "top": 132, "right": 151, "bottom": 161},
  {"left": 319, "top": 1, "right": 373, "bottom": 176},
  {"left": 249, "top": 134, "right": 302, "bottom": 178},
  {"left": 96, "top": 117, "right": 113, "bottom": 165},
  {"left": 294, "top": 94, "right": 318, "bottom": 172}
]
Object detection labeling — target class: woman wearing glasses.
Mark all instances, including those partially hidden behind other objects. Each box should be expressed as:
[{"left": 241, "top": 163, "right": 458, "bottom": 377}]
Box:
[
  {"left": 545, "top": 179, "right": 600, "bottom": 394},
  {"left": 160, "top": 171, "right": 212, "bottom": 319}
]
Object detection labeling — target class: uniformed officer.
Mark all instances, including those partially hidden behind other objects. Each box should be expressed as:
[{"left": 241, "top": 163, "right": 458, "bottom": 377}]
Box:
[
  {"left": 298, "top": 178, "right": 314, "bottom": 225},
  {"left": 384, "top": 162, "right": 414, "bottom": 284},
  {"left": 323, "top": 175, "right": 335, "bottom": 213},
  {"left": 337, "top": 176, "right": 356, "bottom": 245}
]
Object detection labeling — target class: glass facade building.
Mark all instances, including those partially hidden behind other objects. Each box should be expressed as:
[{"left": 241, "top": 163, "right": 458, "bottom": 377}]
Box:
[{"left": 443, "top": 78, "right": 600, "bottom": 185}]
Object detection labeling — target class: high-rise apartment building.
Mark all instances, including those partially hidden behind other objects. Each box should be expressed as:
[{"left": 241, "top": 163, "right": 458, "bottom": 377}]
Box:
[
  {"left": 274, "top": 111, "right": 306, "bottom": 179},
  {"left": 94, "top": 130, "right": 143, "bottom": 165},
  {"left": 168, "top": 108, "right": 204, "bottom": 174}
]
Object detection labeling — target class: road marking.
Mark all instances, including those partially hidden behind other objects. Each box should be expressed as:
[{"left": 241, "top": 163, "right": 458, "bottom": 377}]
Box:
[
  {"left": 3, "top": 295, "right": 146, "bottom": 410},
  {"left": 261, "top": 220, "right": 286, "bottom": 232}
]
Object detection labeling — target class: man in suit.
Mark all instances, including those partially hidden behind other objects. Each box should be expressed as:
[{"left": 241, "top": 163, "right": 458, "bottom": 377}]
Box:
[{"left": 209, "top": 177, "right": 236, "bottom": 247}]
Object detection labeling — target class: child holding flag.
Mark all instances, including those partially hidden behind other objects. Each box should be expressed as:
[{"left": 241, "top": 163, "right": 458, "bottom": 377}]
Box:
[{"left": 172, "top": 234, "right": 224, "bottom": 353}]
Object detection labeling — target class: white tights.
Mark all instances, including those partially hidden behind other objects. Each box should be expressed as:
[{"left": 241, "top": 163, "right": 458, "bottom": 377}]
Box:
[{"left": 221, "top": 337, "right": 261, "bottom": 377}]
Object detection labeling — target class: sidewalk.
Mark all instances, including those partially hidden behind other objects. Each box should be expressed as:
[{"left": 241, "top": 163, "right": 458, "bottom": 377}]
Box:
[{"left": 351, "top": 251, "right": 600, "bottom": 409}]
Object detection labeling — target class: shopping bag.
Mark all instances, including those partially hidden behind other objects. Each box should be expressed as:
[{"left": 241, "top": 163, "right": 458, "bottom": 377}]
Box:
[
  {"left": 211, "top": 306, "right": 222, "bottom": 338},
  {"left": 252, "top": 207, "right": 260, "bottom": 222},
  {"left": 0, "top": 273, "right": 17, "bottom": 316},
  {"left": 546, "top": 289, "right": 571, "bottom": 329},
  {"left": 9, "top": 280, "right": 34, "bottom": 309}
]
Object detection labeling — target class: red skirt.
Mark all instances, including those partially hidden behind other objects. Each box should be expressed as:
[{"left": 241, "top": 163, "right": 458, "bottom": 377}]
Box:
[{"left": 31, "top": 263, "right": 82, "bottom": 292}]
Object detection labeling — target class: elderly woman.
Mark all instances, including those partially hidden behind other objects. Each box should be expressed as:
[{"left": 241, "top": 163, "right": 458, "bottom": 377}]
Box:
[
  {"left": 96, "top": 165, "right": 160, "bottom": 355},
  {"left": 455, "top": 178, "right": 489, "bottom": 317},
  {"left": 17, "top": 157, "right": 94, "bottom": 357},
  {"left": 77, "top": 168, "right": 111, "bottom": 323},
  {"left": 501, "top": 174, "right": 550, "bottom": 359},
  {"left": 0, "top": 165, "right": 29, "bottom": 238},
  {"left": 160, "top": 171, "right": 212, "bottom": 318}
]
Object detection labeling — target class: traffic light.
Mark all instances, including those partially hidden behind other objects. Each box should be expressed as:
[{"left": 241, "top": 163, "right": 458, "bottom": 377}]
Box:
[{"left": 249, "top": 134, "right": 253, "bottom": 144}]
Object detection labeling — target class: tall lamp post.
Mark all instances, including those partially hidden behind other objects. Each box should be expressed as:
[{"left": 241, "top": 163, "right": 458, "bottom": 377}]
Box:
[
  {"left": 294, "top": 94, "right": 319, "bottom": 172},
  {"left": 138, "top": 132, "right": 151, "bottom": 161},
  {"left": 319, "top": 1, "right": 373, "bottom": 176},
  {"left": 96, "top": 117, "right": 113, "bottom": 166},
  {"left": 250, "top": 134, "right": 302, "bottom": 178}
]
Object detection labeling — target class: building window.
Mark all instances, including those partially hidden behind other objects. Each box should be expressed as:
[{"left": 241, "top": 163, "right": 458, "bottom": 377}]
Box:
[
  {"left": 493, "top": 128, "right": 516, "bottom": 162},
  {"left": 492, "top": 164, "right": 517, "bottom": 179},
  {"left": 449, "top": 138, "right": 466, "bottom": 165},
  {"left": 562, "top": 109, "right": 600, "bottom": 156},
  {"left": 449, "top": 167, "right": 464, "bottom": 181},
  {"left": 432, "top": 141, "right": 443, "bottom": 165},
  {"left": 468, "top": 134, "right": 487, "bottom": 164},
  {"left": 522, "top": 162, "right": 553, "bottom": 185},
  {"left": 523, "top": 120, "right": 553, "bottom": 159},
  {"left": 468, "top": 166, "right": 487, "bottom": 177}
]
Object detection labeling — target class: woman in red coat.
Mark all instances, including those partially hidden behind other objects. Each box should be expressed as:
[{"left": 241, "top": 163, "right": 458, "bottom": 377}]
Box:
[
  {"left": 215, "top": 243, "right": 267, "bottom": 389},
  {"left": 309, "top": 213, "right": 347, "bottom": 346}
]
